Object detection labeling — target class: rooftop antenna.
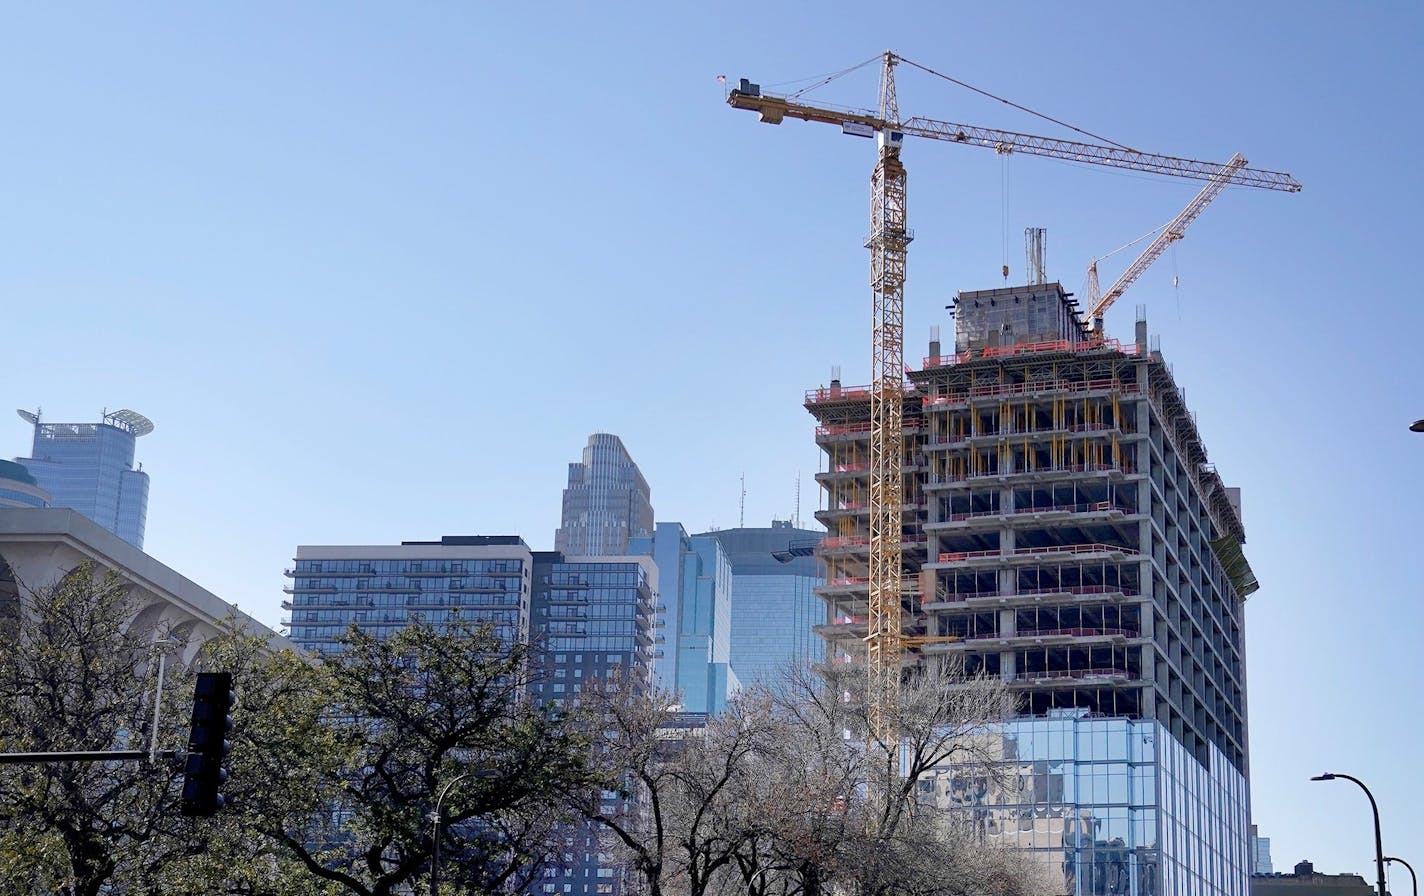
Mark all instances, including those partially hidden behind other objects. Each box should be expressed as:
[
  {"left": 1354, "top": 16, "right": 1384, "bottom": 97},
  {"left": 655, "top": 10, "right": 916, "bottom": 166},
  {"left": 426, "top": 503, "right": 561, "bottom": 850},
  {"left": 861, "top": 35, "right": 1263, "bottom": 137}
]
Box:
[
  {"left": 794, "top": 473, "right": 801, "bottom": 529},
  {"left": 739, "top": 473, "right": 746, "bottom": 528}
]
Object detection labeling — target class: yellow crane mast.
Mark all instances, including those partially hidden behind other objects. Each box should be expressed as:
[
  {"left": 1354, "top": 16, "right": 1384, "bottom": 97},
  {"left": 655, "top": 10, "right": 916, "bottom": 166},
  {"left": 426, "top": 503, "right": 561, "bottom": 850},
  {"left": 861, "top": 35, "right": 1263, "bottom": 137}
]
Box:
[{"left": 726, "top": 51, "right": 1299, "bottom": 741}]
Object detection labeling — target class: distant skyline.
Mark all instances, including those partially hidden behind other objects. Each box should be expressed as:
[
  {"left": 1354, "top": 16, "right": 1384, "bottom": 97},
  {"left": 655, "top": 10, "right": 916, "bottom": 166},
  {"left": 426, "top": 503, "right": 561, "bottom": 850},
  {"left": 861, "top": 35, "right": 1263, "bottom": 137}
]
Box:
[{"left": 3, "top": 2, "right": 1422, "bottom": 884}]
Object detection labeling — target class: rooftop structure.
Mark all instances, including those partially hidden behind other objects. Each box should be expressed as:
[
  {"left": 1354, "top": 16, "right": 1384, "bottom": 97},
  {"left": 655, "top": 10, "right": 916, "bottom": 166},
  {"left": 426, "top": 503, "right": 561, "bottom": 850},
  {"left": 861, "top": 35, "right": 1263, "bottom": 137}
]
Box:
[
  {"left": 807, "top": 301, "right": 1257, "bottom": 896},
  {"left": 555, "top": 434, "right": 654, "bottom": 557},
  {"left": 14, "top": 408, "right": 153, "bottom": 548},
  {"left": 1251, "top": 861, "right": 1375, "bottom": 896}
]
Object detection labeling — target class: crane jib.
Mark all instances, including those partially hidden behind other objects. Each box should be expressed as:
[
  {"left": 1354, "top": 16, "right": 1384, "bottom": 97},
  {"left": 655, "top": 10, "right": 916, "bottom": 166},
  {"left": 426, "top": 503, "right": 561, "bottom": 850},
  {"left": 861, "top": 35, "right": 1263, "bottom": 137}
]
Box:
[{"left": 726, "top": 87, "right": 1300, "bottom": 193}]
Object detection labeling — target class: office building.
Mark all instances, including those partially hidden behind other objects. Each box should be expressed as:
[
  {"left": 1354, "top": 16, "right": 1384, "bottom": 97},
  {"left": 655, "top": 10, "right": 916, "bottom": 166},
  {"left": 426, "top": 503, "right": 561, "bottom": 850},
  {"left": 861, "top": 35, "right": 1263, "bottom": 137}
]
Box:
[
  {"left": 0, "top": 460, "right": 51, "bottom": 509},
  {"left": 284, "top": 535, "right": 533, "bottom": 653},
  {"left": 808, "top": 282, "right": 1257, "bottom": 896},
  {"left": 701, "top": 521, "right": 825, "bottom": 689},
  {"left": 14, "top": 408, "right": 152, "bottom": 548},
  {"left": 555, "top": 434, "right": 654, "bottom": 556},
  {"left": 529, "top": 551, "right": 658, "bottom": 896},
  {"left": 286, "top": 534, "right": 659, "bottom": 896},
  {"left": 631, "top": 523, "right": 737, "bottom": 714},
  {"left": 1250, "top": 825, "right": 1273, "bottom": 876},
  {"left": 0, "top": 507, "right": 286, "bottom": 655}
]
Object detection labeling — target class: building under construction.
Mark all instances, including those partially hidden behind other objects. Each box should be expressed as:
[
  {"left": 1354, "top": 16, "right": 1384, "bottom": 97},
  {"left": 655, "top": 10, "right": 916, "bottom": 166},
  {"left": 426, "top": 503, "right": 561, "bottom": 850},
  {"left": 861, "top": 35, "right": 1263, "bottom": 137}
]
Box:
[{"left": 809, "top": 281, "right": 1257, "bottom": 896}]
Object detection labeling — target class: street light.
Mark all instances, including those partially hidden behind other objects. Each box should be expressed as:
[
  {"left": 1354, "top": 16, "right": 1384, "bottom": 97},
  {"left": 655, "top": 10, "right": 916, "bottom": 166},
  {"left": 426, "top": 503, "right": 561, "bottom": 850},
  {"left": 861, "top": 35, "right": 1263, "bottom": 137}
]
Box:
[
  {"left": 1411, "top": 420, "right": 1424, "bottom": 433},
  {"left": 430, "top": 773, "right": 471, "bottom": 896},
  {"left": 1387, "top": 857, "right": 1418, "bottom": 896},
  {"left": 1311, "top": 773, "right": 1388, "bottom": 896}
]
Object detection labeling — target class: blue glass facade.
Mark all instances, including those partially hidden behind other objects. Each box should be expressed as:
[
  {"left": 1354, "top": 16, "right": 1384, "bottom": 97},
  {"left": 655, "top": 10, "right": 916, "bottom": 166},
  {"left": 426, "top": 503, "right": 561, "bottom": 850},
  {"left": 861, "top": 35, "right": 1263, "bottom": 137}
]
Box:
[
  {"left": 702, "top": 524, "right": 825, "bottom": 689},
  {"left": 631, "top": 524, "right": 737, "bottom": 714},
  {"left": 530, "top": 552, "right": 657, "bottom": 896},
  {"left": 16, "top": 414, "right": 150, "bottom": 548},
  {"left": 284, "top": 537, "right": 533, "bottom": 652},
  {"left": 932, "top": 715, "right": 1248, "bottom": 896}
]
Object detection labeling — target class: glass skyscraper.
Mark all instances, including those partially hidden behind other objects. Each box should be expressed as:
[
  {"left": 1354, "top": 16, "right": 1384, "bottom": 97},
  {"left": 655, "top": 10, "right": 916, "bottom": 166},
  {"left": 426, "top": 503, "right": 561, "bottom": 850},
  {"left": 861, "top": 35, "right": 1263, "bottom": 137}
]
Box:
[
  {"left": 555, "top": 434, "right": 654, "bottom": 556},
  {"left": 631, "top": 523, "right": 737, "bottom": 715},
  {"left": 528, "top": 551, "right": 658, "bottom": 896},
  {"left": 701, "top": 521, "right": 825, "bottom": 690},
  {"left": 14, "top": 408, "right": 152, "bottom": 548}
]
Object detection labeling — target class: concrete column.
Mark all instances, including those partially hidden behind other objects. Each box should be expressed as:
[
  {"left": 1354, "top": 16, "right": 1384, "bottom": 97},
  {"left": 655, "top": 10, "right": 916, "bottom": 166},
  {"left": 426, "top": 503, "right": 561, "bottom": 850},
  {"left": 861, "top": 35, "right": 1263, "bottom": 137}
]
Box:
[{"left": 999, "top": 607, "right": 1016, "bottom": 637}]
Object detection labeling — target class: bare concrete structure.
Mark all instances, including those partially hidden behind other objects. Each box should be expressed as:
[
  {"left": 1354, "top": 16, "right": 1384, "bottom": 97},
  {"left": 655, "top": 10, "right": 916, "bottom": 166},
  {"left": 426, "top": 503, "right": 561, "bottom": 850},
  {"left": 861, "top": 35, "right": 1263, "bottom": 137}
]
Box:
[{"left": 807, "top": 282, "right": 1258, "bottom": 895}]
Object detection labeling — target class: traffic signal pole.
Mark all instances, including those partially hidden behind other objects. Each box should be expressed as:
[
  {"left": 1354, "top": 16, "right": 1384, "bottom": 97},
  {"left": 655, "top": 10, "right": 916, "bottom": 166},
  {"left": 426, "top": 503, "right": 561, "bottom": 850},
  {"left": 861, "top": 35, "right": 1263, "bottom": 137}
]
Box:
[{"left": 0, "top": 749, "right": 179, "bottom": 765}]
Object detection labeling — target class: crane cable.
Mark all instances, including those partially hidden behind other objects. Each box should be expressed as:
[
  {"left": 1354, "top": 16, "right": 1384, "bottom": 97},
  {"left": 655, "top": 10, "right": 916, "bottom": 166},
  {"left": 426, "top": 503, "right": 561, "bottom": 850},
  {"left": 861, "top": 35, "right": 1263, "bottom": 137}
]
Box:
[
  {"left": 785, "top": 54, "right": 885, "bottom": 100},
  {"left": 895, "top": 56, "right": 1136, "bottom": 151}
]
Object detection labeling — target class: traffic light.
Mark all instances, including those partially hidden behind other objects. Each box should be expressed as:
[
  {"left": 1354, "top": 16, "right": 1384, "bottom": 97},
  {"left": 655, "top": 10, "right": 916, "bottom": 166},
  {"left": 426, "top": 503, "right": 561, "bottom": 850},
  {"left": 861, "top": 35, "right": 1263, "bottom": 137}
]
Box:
[{"left": 180, "top": 671, "right": 234, "bottom": 817}]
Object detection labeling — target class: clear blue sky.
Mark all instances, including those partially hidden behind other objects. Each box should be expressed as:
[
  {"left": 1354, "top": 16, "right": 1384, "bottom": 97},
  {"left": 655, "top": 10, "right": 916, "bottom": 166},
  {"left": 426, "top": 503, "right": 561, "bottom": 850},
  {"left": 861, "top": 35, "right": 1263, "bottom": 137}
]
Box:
[{"left": 4, "top": 1, "right": 1421, "bottom": 882}]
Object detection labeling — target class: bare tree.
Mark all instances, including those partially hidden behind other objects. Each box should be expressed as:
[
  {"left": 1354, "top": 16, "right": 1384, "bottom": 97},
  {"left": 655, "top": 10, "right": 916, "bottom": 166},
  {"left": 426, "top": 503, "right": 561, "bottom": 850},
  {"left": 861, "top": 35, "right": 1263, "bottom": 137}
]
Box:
[{"left": 578, "top": 660, "right": 1036, "bottom": 896}]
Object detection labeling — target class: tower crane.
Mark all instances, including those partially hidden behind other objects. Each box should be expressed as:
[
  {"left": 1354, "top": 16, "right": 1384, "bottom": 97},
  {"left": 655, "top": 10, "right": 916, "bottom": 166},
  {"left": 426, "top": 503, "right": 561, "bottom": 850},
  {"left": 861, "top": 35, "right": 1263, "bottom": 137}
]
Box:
[
  {"left": 726, "top": 52, "right": 1299, "bottom": 741},
  {"left": 1084, "top": 153, "right": 1249, "bottom": 330}
]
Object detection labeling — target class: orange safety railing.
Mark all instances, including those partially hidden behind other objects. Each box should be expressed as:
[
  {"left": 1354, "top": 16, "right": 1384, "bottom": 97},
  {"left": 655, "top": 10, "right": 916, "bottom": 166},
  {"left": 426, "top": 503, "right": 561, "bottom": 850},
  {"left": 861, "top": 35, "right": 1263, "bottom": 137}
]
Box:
[
  {"left": 922, "top": 338, "right": 1142, "bottom": 368},
  {"left": 833, "top": 462, "right": 869, "bottom": 472},
  {"left": 826, "top": 576, "right": 870, "bottom": 587},
  {"left": 806, "top": 385, "right": 873, "bottom": 403},
  {"left": 815, "top": 420, "right": 926, "bottom": 436}
]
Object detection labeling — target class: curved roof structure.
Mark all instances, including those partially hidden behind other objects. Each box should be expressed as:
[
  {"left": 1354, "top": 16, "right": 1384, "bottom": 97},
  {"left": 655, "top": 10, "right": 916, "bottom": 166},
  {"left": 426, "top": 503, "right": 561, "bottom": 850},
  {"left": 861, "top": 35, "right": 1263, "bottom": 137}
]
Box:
[{"left": 104, "top": 409, "right": 155, "bottom": 437}]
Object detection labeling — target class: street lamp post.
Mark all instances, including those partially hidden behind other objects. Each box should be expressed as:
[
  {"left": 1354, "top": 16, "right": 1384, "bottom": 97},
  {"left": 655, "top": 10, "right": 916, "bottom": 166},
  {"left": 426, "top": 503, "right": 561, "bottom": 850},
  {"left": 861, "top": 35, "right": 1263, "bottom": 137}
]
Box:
[
  {"left": 1311, "top": 773, "right": 1388, "bottom": 896},
  {"left": 1410, "top": 420, "right": 1424, "bottom": 433},
  {"left": 430, "top": 773, "right": 471, "bottom": 896},
  {"left": 1387, "top": 857, "right": 1418, "bottom": 896}
]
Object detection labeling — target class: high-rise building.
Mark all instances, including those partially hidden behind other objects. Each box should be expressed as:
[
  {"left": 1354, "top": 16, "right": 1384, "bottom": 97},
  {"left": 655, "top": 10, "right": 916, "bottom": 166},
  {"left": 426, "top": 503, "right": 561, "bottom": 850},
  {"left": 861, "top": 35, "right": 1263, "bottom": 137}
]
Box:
[
  {"left": 701, "top": 521, "right": 825, "bottom": 689},
  {"left": 285, "top": 535, "right": 658, "bottom": 896},
  {"left": 14, "top": 408, "right": 152, "bottom": 548},
  {"left": 529, "top": 551, "right": 657, "bottom": 896},
  {"left": 555, "top": 434, "right": 654, "bottom": 556},
  {"left": 284, "top": 535, "right": 533, "bottom": 653},
  {"left": 1249, "top": 825, "right": 1273, "bottom": 875},
  {"left": 631, "top": 523, "right": 737, "bottom": 714},
  {"left": 808, "top": 282, "right": 1257, "bottom": 896}
]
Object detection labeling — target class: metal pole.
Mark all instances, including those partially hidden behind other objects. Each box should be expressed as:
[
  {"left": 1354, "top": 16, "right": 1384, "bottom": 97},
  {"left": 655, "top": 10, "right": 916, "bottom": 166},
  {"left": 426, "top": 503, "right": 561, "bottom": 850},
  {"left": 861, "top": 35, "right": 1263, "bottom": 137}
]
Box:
[
  {"left": 0, "top": 749, "right": 178, "bottom": 764},
  {"left": 431, "top": 773, "right": 470, "bottom": 896},
  {"left": 149, "top": 652, "right": 167, "bottom": 763},
  {"left": 1312, "top": 773, "right": 1388, "bottom": 896},
  {"left": 1387, "top": 857, "right": 1418, "bottom": 896}
]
